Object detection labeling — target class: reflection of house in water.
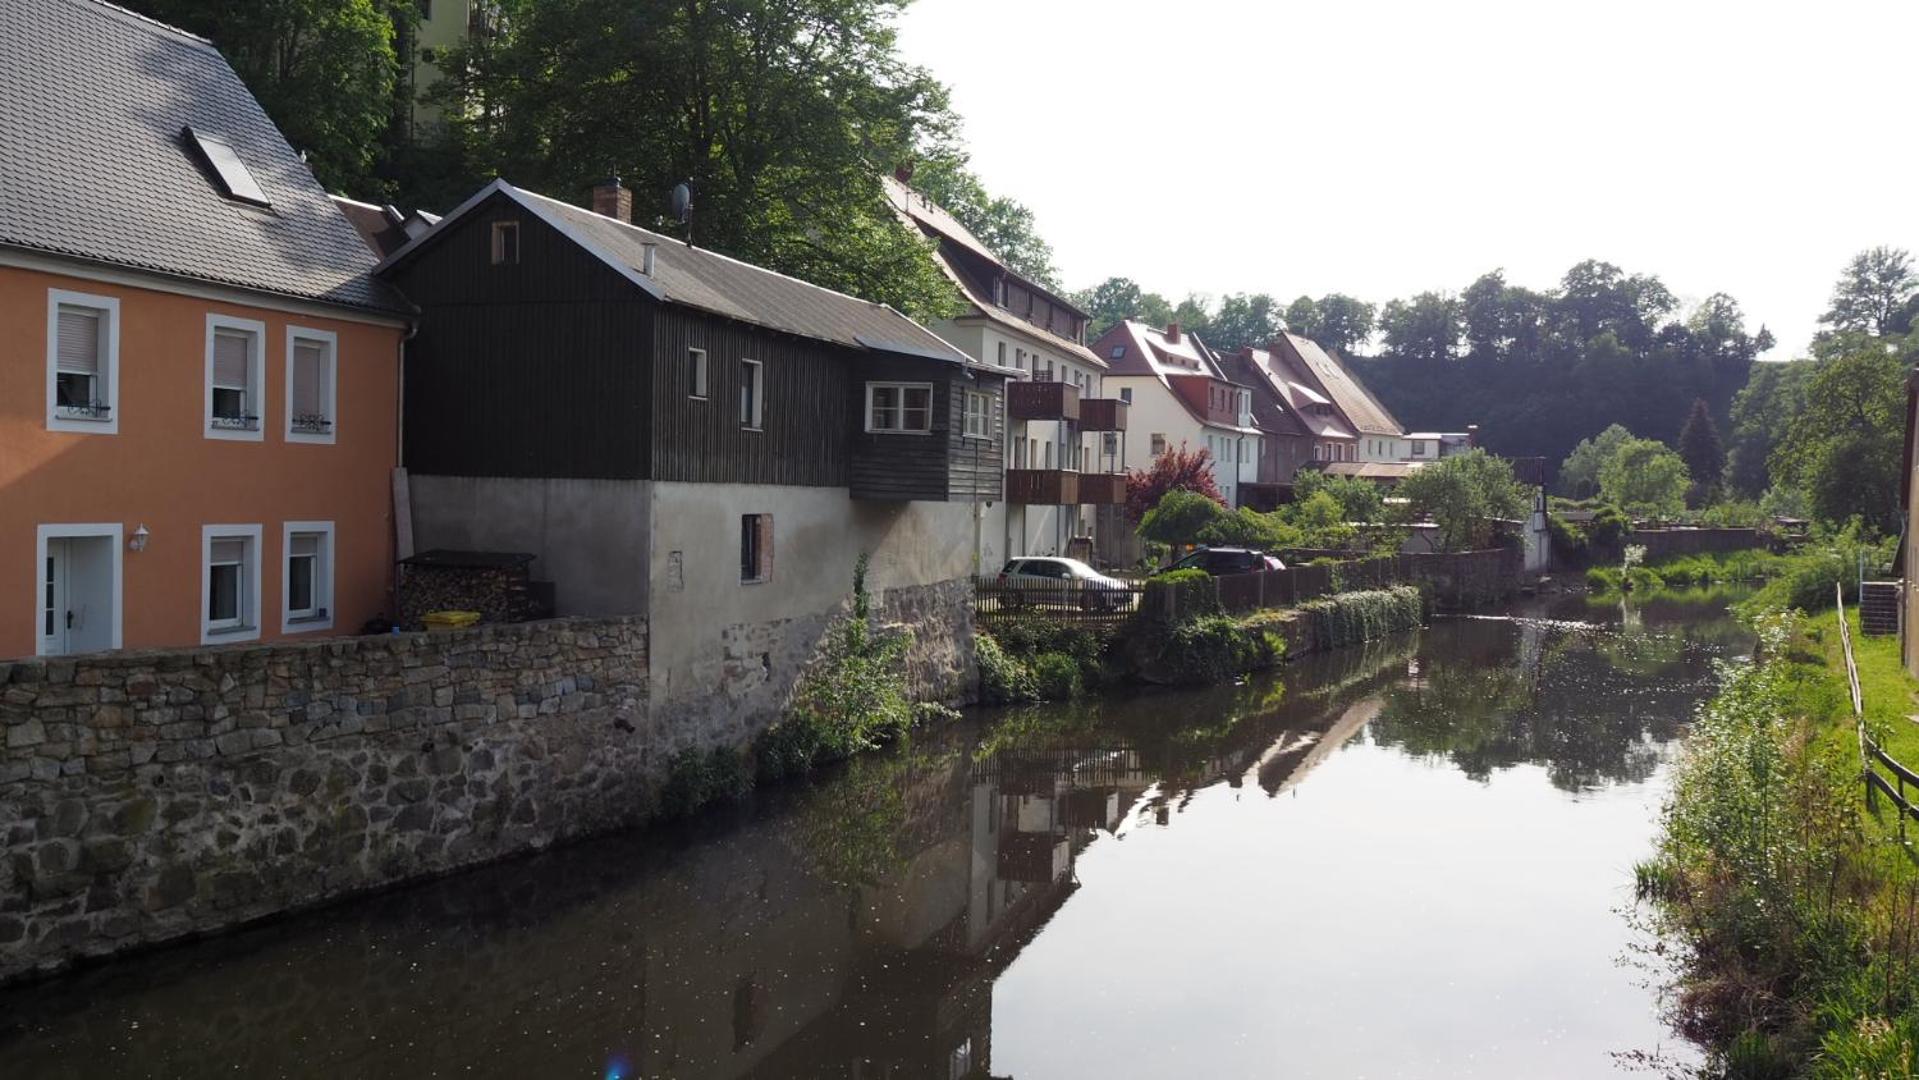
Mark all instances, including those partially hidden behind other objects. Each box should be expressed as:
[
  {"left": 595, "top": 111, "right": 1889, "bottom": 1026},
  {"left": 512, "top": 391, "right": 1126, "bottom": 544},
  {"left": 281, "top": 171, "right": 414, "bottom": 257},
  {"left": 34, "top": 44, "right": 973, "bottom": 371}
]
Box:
[{"left": 0, "top": 642, "right": 1416, "bottom": 1080}]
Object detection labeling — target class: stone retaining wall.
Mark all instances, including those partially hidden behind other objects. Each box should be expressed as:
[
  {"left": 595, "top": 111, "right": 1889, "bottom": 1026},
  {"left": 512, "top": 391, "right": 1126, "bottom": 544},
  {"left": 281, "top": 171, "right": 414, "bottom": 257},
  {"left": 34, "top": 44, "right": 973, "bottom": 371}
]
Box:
[{"left": 0, "top": 619, "right": 652, "bottom": 984}]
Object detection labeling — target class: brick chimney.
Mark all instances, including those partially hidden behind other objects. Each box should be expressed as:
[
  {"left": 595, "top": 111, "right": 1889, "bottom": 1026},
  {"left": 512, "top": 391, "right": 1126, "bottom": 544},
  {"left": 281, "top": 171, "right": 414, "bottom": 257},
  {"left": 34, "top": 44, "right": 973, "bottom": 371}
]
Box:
[
  {"left": 591, "top": 176, "right": 632, "bottom": 224},
  {"left": 1166, "top": 321, "right": 1181, "bottom": 344}
]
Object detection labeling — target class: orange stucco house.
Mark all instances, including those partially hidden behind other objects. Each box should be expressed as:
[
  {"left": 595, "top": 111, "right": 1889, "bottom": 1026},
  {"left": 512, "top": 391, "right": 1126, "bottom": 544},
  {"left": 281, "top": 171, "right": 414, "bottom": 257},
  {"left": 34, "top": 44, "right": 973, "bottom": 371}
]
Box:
[{"left": 0, "top": 0, "right": 413, "bottom": 659}]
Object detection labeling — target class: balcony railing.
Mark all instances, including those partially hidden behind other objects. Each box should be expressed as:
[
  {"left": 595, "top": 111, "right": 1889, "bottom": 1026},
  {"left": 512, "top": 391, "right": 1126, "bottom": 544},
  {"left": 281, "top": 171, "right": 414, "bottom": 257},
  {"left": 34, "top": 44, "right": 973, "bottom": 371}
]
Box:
[
  {"left": 290, "top": 414, "right": 334, "bottom": 435},
  {"left": 1007, "top": 380, "right": 1081, "bottom": 422},
  {"left": 1077, "top": 473, "right": 1127, "bottom": 505},
  {"left": 1077, "top": 397, "right": 1128, "bottom": 431},
  {"left": 1005, "top": 468, "right": 1079, "bottom": 505},
  {"left": 210, "top": 414, "right": 261, "bottom": 432}
]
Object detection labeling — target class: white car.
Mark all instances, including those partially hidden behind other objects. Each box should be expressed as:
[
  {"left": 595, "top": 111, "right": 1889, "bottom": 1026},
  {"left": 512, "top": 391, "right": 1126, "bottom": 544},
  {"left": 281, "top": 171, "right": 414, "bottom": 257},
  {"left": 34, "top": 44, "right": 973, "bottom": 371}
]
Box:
[{"left": 995, "top": 557, "right": 1134, "bottom": 610}]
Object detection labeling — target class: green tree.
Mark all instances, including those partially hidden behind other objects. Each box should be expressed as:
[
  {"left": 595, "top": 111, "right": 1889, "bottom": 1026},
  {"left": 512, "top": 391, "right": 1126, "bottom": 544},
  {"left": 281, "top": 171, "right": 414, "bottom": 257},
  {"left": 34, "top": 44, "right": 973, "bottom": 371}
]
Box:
[
  {"left": 1598, "top": 438, "right": 1691, "bottom": 520},
  {"left": 1285, "top": 294, "right": 1376, "bottom": 355},
  {"left": 1675, "top": 398, "right": 1726, "bottom": 506},
  {"left": 1820, "top": 246, "right": 1918, "bottom": 337},
  {"left": 1771, "top": 344, "right": 1905, "bottom": 531},
  {"left": 428, "top": 0, "right": 961, "bottom": 320},
  {"left": 1461, "top": 270, "right": 1548, "bottom": 364},
  {"left": 1378, "top": 292, "right": 1463, "bottom": 365},
  {"left": 1124, "top": 443, "right": 1225, "bottom": 522},
  {"left": 1283, "top": 490, "right": 1358, "bottom": 550},
  {"left": 1396, "top": 450, "right": 1529, "bottom": 551},
  {"left": 1723, "top": 362, "right": 1813, "bottom": 497},
  {"left": 1074, "top": 276, "right": 1174, "bottom": 339},
  {"left": 1207, "top": 293, "right": 1282, "bottom": 351},
  {"left": 1139, "top": 490, "right": 1231, "bottom": 549},
  {"left": 1292, "top": 470, "right": 1385, "bottom": 523},
  {"left": 906, "top": 155, "right": 1057, "bottom": 286},
  {"left": 124, "top": 0, "right": 399, "bottom": 196},
  {"left": 1557, "top": 424, "right": 1635, "bottom": 499}
]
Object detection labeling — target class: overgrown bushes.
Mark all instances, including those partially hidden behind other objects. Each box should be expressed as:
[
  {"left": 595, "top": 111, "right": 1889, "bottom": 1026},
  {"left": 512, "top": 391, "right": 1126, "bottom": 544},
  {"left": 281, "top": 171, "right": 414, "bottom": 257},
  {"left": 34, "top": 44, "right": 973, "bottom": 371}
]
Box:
[
  {"left": 978, "top": 615, "right": 1108, "bottom": 704},
  {"left": 1638, "top": 608, "right": 1919, "bottom": 1075},
  {"left": 1292, "top": 586, "right": 1424, "bottom": 653}
]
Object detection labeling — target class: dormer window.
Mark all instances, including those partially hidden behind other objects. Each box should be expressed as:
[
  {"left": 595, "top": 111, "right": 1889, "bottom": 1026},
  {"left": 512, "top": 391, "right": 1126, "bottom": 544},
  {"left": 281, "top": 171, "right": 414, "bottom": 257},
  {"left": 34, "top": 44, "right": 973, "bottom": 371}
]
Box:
[{"left": 184, "top": 126, "right": 269, "bottom": 207}]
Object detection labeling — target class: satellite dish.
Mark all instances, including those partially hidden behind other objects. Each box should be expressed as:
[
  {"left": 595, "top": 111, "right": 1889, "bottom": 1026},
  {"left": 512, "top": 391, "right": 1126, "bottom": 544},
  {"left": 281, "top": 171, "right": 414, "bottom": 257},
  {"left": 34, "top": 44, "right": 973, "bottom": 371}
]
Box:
[{"left": 671, "top": 182, "right": 693, "bottom": 224}]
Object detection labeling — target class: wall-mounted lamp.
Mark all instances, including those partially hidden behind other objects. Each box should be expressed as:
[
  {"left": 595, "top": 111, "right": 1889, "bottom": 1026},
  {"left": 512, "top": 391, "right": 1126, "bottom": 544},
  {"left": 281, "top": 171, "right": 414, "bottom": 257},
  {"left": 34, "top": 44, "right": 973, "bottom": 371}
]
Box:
[{"left": 129, "top": 524, "right": 150, "bottom": 552}]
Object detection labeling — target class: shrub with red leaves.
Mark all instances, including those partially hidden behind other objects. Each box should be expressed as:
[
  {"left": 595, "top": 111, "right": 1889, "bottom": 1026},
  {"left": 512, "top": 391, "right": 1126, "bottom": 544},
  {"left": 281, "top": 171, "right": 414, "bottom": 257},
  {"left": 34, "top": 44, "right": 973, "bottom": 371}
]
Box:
[{"left": 1124, "top": 442, "right": 1226, "bottom": 523}]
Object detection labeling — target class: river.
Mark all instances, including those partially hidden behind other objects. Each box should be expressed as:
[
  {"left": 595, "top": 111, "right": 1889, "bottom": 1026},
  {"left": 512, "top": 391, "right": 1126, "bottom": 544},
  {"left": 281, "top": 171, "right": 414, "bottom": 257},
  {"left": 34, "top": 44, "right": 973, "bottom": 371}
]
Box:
[{"left": 0, "top": 590, "right": 1752, "bottom": 1078}]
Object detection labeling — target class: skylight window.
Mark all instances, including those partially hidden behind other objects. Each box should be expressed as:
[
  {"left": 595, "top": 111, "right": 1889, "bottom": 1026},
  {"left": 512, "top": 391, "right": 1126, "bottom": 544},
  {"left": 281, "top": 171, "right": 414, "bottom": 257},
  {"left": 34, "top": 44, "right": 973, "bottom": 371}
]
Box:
[{"left": 183, "top": 126, "right": 269, "bottom": 206}]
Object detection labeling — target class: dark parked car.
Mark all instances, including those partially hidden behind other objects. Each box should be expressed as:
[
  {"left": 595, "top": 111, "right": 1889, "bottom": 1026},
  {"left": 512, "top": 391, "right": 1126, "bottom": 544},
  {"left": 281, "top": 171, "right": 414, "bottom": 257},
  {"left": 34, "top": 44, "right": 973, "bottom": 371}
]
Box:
[{"left": 1165, "top": 547, "right": 1285, "bottom": 576}]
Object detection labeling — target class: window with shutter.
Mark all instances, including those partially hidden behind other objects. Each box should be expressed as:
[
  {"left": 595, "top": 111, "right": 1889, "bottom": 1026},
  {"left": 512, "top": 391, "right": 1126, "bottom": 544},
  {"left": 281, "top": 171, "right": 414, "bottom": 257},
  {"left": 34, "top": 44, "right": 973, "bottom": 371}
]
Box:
[
  {"left": 206, "top": 316, "right": 265, "bottom": 440},
  {"left": 285, "top": 328, "right": 338, "bottom": 442},
  {"left": 281, "top": 522, "right": 335, "bottom": 632},
  {"left": 205, "top": 533, "right": 251, "bottom": 634},
  {"left": 46, "top": 290, "right": 119, "bottom": 432}
]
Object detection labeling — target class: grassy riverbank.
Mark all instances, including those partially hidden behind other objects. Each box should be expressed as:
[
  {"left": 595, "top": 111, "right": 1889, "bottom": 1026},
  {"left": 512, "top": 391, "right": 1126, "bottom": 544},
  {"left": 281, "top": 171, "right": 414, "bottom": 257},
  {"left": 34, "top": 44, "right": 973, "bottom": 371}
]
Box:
[
  {"left": 1638, "top": 604, "right": 1919, "bottom": 1075},
  {"left": 980, "top": 586, "right": 1425, "bottom": 703}
]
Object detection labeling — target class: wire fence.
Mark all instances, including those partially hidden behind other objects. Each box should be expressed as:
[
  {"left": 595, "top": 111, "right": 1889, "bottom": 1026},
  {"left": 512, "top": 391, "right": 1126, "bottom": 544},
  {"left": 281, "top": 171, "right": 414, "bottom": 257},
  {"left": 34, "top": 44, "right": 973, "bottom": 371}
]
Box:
[
  {"left": 972, "top": 578, "right": 1143, "bottom": 630},
  {"left": 1842, "top": 584, "right": 1919, "bottom": 842}
]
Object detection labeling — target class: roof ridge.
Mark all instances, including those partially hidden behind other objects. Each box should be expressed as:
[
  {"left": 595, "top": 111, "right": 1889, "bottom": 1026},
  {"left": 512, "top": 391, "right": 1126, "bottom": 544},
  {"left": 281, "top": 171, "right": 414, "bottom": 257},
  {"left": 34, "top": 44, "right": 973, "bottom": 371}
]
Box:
[
  {"left": 517, "top": 186, "right": 905, "bottom": 314},
  {"left": 74, "top": 0, "right": 215, "bottom": 46}
]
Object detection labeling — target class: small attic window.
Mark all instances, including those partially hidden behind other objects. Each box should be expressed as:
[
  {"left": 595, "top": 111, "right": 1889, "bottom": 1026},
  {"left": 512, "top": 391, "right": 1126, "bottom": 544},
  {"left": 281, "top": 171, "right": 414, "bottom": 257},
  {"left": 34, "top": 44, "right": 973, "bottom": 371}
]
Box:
[{"left": 184, "top": 126, "right": 269, "bottom": 206}]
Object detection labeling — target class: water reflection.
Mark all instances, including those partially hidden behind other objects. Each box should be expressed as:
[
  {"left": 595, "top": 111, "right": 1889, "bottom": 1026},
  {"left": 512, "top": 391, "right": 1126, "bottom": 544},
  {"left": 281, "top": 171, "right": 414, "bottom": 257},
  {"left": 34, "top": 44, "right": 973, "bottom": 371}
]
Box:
[{"left": 0, "top": 593, "right": 1750, "bottom": 1079}]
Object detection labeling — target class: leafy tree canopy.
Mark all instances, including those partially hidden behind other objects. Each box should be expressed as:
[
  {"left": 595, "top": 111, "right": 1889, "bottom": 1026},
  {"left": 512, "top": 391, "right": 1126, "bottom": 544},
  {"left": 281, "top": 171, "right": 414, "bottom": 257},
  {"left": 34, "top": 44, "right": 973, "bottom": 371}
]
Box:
[
  {"left": 1770, "top": 342, "right": 1906, "bottom": 533},
  {"left": 124, "top": 0, "right": 400, "bottom": 196},
  {"left": 1820, "top": 246, "right": 1918, "bottom": 338},
  {"left": 1723, "top": 362, "right": 1813, "bottom": 498},
  {"left": 1292, "top": 469, "right": 1385, "bottom": 524},
  {"left": 1125, "top": 443, "right": 1224, "bottom": 523},
  {"left": 1285, "top": 293, "right": 1376, "bottom": 355},
  {"left": 1557, "top": 424, "right": 1635, "bottom": 499},
  {"left": 1396, "top": 450, "right": 1529, "bottom": 552},
  {"left": 1138, "top": 490, "right": 1230, "bottom": 550},
  {"left": 1598, "top": 438, "right": 1691, "bottom": 521}
]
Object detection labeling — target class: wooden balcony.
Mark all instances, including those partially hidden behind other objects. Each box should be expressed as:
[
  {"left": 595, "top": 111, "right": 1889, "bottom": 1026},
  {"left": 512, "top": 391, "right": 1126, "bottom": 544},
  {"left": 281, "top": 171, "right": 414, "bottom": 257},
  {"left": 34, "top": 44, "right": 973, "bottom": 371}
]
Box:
[
  {"left": 1008, "top": 380, "right": 1081, "bottom": 422},
  {"left": 1077, "top": 472, "right": 1127, "bottom": 505},
  {"left": 1005, "top": 468, "right": 1079, "bottom": 505},
  {"left": 1077, "top": 397, "right": 1129, "bottom": 431}
]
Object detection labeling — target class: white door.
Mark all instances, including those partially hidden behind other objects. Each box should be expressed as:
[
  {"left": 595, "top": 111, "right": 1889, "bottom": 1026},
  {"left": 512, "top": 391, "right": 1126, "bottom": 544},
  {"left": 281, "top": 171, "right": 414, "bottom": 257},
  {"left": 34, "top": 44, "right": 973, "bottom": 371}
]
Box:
[
  {"left": 39, "top": 534, "right": 117, "bottom": 656},
  {"left": 40, "top": 542, "right": 69, "bottom": 655}
]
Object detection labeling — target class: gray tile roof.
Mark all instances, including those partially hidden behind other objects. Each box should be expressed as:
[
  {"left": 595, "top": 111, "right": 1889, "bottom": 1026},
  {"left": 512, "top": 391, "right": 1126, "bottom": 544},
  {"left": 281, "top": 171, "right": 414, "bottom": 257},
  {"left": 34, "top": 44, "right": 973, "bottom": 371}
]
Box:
[
  {"left": 381, "top": 181, "right": 971, "bottom": 364},
  {"left": 0, "top": 0, "right": 409, "bottom": 314}
]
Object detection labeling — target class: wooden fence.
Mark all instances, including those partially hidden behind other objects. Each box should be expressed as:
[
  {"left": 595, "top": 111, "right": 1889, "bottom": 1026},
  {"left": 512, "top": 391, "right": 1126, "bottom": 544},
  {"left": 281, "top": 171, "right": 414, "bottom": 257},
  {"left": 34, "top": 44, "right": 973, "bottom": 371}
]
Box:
[{"left": 1842, "top": 585, "right": 1919, "bottom": 840}]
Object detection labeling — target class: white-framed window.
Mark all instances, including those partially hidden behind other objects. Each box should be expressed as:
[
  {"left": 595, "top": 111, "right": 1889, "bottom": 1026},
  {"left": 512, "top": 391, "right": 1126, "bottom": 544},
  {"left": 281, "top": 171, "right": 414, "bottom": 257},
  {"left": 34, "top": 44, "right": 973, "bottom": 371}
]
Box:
[
  {"left": 1102, "top": 432, "right": 1119, "bottom": 456},
  {"left": 201, "top": 524, "right": 262, "bottom": 643},
  {"left": 205, "top": 314, "right": 266, "bottom": 441},
  {"left": 1119, "top": 387, "right": 1133, "bottom": 405},
  {"left": 687, "top": 348, "right": 708, "bottom": 399},
  {"left": 46, "top": 289, "right": 121, "bottom": 434},
  {"left": 281, "top": 521, "right": 335, "bottom": 633},
  {"left": 866, "top": 381, "right": 933, "bottom": 434},
  {"left": 996, "top": 341, "right": 1007, "bottom": 367},
  {"left": 491, "top": 220, "right": 520, "bottom": 265},
  {"left": 285, "top": 326, "right": 337, "bottom": 444},
  {"left": 739, "top": 358, "right": 763, "bottom": 429},
  {"left": 963, "top": 389, "right": 991, "bottom": 439},
  {"left": 1151, "top": 433, "right": 1167, "bottom": 457},
  {"left": 740, "top": 514, "right": 772, "bottom": 583}
]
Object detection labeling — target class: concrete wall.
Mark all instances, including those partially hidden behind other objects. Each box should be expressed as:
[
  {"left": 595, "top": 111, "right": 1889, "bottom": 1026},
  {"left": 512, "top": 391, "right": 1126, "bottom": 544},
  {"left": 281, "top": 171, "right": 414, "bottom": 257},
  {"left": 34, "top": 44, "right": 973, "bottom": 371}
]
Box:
[
  {"left": 408, "top": 475, "right": 650, "bottom": 616},
  {"left": 645, "top": 481, "right": 979, "bottom": 739},
  {"left": 0, "top": 617, "right": 653, "bottom": 983}
]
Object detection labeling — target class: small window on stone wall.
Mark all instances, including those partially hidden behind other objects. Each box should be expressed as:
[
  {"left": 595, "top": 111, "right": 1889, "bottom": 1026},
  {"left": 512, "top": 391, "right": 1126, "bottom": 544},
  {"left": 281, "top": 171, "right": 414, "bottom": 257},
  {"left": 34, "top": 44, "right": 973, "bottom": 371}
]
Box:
[{"left": 740, "top": 514, "right": 773, "bottom": 583}]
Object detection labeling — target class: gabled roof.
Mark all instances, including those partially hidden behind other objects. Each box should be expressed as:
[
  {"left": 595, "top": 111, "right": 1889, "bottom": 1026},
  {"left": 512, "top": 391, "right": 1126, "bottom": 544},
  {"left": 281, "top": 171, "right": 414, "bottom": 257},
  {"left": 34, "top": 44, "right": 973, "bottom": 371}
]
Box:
[
  {"left": 1218, "top": 350, "right": 1308, "bottom": 438},
  {"left": 377, "top": 179, "right": 972, "bottom": 365},
  {"left": 1233, "top": 346, "right": 1354, "bottom": 440},
  {"left": 1274, "top": 332, "right": 1402, "bottom": 437},
  {"left": 0, "top": 0, "right": 408, "bottom": 315},
  {"left": 1094, "top": 320, "right": 1261, "bottom": 435},
  {"left": 882, "top": 175, "right": 1104, "bottom": 369}
]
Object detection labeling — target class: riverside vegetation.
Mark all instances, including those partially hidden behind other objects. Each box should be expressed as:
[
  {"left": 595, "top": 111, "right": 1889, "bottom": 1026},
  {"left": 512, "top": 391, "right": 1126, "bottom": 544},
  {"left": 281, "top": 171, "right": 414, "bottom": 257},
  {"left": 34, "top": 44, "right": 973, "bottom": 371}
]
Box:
[
  {"left": 981, "top": 585, "right": 1425, "bottom": 703},
  {"left": 1637, "top": 574, "right": 1919, "bottom": 1073}
]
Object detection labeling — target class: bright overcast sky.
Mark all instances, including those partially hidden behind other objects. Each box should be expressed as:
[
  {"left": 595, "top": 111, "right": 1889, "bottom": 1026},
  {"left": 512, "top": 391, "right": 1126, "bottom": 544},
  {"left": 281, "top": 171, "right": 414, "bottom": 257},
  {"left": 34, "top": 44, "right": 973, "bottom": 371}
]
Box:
[{"left": 894, "top": 0, "right": 1919, "bottom": 359}]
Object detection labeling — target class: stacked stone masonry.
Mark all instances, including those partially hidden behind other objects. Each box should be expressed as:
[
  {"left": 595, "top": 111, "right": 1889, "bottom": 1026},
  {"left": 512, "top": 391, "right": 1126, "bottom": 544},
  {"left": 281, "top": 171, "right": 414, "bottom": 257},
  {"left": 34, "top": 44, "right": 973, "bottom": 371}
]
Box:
[{"left": 0, "top": 619, "right": 653, "bottom": 984}]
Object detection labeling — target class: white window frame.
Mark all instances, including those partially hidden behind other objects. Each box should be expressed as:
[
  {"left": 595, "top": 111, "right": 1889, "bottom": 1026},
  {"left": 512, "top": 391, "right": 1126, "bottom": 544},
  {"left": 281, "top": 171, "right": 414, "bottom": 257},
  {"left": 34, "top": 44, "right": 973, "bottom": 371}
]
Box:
[
  {"left": 284, "top": 326, "right": 338, "bottom": 444},
  {"left": 491, "top": 221, "right": 520, "bottom": 265},
  {"left": 281, "top": 520, "right": 335, "bottom": 633},
  {"left": 687, "top": 347, "right": 708, "bottom": 399},
  {"left": 962, "top": 389, "right": 992, "bottom": 439},
  {"left": 865, "top": 381, "right": 934, "bottom": 435},
  {"left": 34, "top": 523, "right": 124, "bottom": 656},
  {"left": 201, "top": 524, "right": 263, "bottom": 644},
  {"left": 739, "top": 358, "right": 763, "bottom": 430},
  {"left": 205, "top": 314, "right": 267, "bottom": 442},
  {"left": 45, "top": 289, "right": 121, "bottom": 435}
]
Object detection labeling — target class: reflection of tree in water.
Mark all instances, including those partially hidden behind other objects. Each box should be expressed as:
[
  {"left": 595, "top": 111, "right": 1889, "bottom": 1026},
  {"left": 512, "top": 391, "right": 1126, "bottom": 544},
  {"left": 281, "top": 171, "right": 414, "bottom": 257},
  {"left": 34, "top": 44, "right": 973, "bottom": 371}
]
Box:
[
  {"left": 782, "top": 738, "right": 966, "bottom": 887},
  {"left": 1367, "top": 611, "right": 1743, "bottom": 791}
]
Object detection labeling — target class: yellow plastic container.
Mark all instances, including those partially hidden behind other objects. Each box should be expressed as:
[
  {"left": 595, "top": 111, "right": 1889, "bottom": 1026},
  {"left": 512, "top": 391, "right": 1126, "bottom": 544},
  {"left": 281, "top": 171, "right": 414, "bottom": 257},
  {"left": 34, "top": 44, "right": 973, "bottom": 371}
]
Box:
[{"left": 422, "top": 610, "right": 482, "bottom": 631}]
